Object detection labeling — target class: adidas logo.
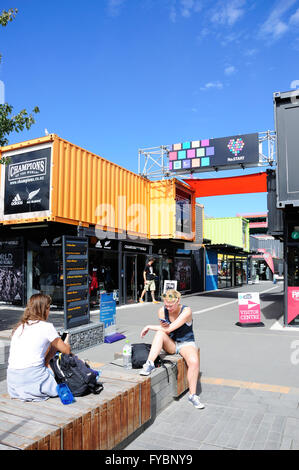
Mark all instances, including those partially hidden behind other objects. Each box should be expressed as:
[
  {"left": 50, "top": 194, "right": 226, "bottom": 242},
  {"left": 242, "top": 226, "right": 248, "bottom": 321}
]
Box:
[{"left": 11, "top": 194, "right": 23, "bottom": 206}]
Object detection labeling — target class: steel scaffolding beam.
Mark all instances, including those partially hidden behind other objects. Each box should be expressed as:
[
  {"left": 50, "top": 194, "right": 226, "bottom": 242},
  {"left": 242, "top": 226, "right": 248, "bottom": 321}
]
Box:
[{"left": 138, "top": 131, "right": 276, "bottom": 180}]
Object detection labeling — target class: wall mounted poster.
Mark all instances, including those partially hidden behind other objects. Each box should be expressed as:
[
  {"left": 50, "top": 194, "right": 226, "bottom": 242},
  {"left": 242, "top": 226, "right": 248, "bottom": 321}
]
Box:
[{"left": 0, "top": 238, "right": 24, "bottom": 304}]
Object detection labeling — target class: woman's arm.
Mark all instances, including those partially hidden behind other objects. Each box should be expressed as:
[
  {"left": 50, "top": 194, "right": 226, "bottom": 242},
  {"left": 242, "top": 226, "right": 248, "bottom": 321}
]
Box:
[
  {"left": 162, "top": 306, "right": 192, "bottom": 335},
  {"left": 45, "top": 335, "right": 71, "bottom": 367}
]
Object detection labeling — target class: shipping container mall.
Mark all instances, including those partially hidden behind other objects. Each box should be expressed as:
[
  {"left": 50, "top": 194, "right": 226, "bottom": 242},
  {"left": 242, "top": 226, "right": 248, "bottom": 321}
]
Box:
[{"left": 0, "top": 134, "right": 205, "bottom": 307}]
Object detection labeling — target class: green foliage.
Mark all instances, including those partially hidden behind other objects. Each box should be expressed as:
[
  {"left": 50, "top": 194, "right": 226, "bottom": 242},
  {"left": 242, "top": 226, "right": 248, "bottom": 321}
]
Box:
[
  {"left": 0, "top": 8, "right": 18, "bottom": 27},
  {"left": 0, "top": 103, "right": 40, "bottom": 147}
]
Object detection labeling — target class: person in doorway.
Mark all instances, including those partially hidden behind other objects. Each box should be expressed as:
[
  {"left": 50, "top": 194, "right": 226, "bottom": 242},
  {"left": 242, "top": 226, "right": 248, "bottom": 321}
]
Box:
[
  {"left": 139, "top": 257, "right": 159, "bottom": 304},
  {"left": 139, "top": 289, "right": 204, "bottom": 409},
  {"left": 7, "top": 293, "right": 71, "bottom": 402}
]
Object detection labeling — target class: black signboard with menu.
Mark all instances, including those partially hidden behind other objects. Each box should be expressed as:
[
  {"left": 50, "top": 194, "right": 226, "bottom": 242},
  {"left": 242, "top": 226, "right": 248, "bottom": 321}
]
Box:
[{"left": 63, "top": 236, "right": 90, "bottom": 329}]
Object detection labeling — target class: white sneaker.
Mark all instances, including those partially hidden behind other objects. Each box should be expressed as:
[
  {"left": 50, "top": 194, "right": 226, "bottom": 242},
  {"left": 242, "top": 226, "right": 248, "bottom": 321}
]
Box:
[
  {"left": 188, "top": 394, "right": 205, "bottom": 409},
  {"left": 139, "top": 360, "right": 155, "bottom": 376}
]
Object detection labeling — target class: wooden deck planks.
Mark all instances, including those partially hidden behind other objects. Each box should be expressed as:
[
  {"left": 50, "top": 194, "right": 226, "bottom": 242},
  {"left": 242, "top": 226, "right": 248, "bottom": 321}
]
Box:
[{"left": 0, "top": 354, "right": 191, "bottom": 450}]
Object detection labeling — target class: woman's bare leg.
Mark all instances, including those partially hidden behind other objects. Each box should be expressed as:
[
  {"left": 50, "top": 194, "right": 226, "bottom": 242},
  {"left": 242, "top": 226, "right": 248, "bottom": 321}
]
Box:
[
  {"left": 148, "top": 330, "right": 176, "bottom": 362},
  {"left": 179, "top": 345, "right": 199, "bottom": 395}
]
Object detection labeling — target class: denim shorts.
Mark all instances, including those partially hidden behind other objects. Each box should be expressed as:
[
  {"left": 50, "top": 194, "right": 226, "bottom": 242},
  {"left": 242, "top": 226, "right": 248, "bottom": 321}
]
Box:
[{"left": 175, "top": 341, "right": 197, "bottom": 354}]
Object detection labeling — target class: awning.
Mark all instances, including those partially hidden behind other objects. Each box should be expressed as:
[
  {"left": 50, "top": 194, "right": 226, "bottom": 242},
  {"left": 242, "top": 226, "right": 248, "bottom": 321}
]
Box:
[{"left": 183, "top": 172, "right": 268, "bottom": 197}]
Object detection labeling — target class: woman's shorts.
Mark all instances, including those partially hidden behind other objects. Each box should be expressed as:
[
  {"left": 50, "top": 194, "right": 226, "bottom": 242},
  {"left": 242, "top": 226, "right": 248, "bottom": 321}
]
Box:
[
  {"left": 144, "top": 280, "right": 155, "bottom": 291},
  {"left": 175, "top": 341, "right": 197, "bottom": 354}
]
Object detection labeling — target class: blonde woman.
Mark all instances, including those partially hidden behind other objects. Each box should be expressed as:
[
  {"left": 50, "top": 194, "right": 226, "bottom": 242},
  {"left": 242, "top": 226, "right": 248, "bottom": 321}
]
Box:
[
  {"left": 140, "top": 289, "right": 204, "bottom": 409},
  {"left": 7, "top": 293, "right": 70, "bottom": 401}
]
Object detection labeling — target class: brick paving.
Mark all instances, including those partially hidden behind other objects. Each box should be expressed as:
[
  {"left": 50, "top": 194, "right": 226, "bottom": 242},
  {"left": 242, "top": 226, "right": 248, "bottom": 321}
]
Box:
[
  {"left": 125, "top": 380, "right": 299, "bottom": 450},
  {"left": 2, "top": 281, "right": 299, "bottom": 450}
]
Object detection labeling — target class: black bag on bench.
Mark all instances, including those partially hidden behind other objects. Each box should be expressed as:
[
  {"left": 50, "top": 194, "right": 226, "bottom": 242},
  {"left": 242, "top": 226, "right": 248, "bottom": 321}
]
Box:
[
  {"left": 50, "top": 353, "right": 103, "bottom": 397},
  {"left": 131, "top": 343, "right": 176, "bottom": 382}
]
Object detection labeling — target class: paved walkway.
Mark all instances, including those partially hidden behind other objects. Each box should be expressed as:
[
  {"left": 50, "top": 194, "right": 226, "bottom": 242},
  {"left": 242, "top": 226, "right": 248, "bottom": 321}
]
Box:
[{"left": 2, "top": 280, "right": 299, "bottom": 450}]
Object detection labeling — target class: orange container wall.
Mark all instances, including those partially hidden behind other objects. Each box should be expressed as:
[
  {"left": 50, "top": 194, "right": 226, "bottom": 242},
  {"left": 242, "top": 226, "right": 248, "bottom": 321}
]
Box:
[
  {"left": 149, "top": 180, "right": 176, "bottom": 238},
  {"left": 0, "top": 135, "right": 150, "bottom": 237},
  {"left": 51, "top": 136, "right": 150, "bottom": 237},
  {"left": 149, "top": 179, "right": 196, "bottom": 241}
]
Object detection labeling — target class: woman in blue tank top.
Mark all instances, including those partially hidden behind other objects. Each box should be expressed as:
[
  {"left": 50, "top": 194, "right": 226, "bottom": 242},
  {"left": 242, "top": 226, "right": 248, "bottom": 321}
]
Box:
[{"left": 140, "top": 289, "right": 204, "bottom": 409}]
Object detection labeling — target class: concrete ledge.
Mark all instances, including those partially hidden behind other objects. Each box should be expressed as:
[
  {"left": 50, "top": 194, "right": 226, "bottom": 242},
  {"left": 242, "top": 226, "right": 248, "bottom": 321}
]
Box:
[{"left": 0, "top": 340, "right": 10, "bottom": 382}]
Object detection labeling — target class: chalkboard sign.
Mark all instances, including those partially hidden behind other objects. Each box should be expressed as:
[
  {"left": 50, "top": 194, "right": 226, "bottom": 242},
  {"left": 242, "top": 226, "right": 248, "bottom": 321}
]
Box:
[{"left": 63, "top": 236, "right": 89, "bottom": 329}]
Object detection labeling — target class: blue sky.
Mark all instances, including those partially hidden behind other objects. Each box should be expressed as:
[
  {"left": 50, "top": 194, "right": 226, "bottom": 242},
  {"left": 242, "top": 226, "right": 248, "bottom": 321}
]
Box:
[{"left": 1, "top": 0, "right": 299, "bottom": 217}]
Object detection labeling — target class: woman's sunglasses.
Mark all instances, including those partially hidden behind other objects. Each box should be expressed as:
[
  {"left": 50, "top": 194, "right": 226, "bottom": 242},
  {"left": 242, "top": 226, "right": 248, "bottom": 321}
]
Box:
[{"left": 162, "top": 293, "right": 179, "bottom": 300}]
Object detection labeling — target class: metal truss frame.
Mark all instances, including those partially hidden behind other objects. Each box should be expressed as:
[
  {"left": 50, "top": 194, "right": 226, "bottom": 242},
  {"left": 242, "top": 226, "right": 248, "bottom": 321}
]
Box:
[{"left": 138, "top": 130, "right": 276, "bottom": 180}]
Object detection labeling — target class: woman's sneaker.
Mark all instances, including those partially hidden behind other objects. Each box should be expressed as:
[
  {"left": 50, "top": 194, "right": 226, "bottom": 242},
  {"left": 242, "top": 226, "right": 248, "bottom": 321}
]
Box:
[
  {"left": 188, "top": 394, "right": 205, "bottom": 409},
  {"left": 139, "top": 360, "right": 155, "bottom": 376}
]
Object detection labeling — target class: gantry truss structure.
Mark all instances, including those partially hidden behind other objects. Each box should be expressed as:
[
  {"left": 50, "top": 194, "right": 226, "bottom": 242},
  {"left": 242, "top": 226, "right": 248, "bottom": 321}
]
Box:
[{"left": 138, "top": 130, "right": 276, "bottom": 180}]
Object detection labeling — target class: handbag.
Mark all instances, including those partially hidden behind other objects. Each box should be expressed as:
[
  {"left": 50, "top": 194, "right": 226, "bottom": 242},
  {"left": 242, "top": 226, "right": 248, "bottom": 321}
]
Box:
[{"left": 131, "top": 343, "right": 176, "bottom": 382}]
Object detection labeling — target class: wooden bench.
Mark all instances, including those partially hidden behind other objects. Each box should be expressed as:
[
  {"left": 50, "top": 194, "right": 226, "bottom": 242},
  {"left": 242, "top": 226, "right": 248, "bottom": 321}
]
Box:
[{"left": 0, "top": 350, "right": 200, "bottom": 450}]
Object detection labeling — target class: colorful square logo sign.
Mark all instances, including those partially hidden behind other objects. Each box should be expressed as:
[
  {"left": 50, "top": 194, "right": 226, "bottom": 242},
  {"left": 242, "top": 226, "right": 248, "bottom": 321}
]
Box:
[
  {"left": 227, "top": 138, "right": 245, "bottom": 156},
  {"left": 168, "top": 133, "right": 259, "bottom": 172}
]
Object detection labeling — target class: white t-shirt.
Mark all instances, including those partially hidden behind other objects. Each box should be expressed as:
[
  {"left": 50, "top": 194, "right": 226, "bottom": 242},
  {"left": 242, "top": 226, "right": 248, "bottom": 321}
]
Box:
[{"left": 8, "top": 320, "right": 59, "bottom": 369}]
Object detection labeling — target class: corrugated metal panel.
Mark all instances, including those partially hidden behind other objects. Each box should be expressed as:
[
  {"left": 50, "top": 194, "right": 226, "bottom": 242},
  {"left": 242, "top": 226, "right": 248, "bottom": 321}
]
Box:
[
  {"left": 204, "top": 217, "right": 249, "bottom": 250},
  {"left": 195, "top": 203, "right": 204, "bottom": 243},
  {"left": 52, "top": 136, "right": 150, "bottom": 237},
  {"left": 149, "top": 180, "right": 176, "bottom": 238},
  {"left": 149, "top": 179, "right": 196, "bottom": 241},
  {"left": 250, "top": 235, "right": 284, "bottom": 258},
  {"left": 0, "top": 135, "right": 150, "bottom": 237}
]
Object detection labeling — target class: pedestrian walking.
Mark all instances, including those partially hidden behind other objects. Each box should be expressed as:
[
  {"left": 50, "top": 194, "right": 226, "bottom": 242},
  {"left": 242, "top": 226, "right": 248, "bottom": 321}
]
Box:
[
  {"left": 139, "top": 289, "right": 204, "bottom": 409},
  {"left": 139, "top": 257, "right": 160, "bottom": 304}
]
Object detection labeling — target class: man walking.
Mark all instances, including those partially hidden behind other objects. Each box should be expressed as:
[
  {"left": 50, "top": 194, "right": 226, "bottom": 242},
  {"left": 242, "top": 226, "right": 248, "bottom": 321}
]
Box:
[{"left": 139, "top": 257, "right": 159, "bottom": 304}]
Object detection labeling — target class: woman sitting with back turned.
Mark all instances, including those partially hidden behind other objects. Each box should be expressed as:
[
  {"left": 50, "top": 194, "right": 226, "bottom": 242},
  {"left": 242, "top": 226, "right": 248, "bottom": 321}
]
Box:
[
  {"left": 139, "top": 289, "right": 204, "bottom": 409},
  {"left": 7, "top": 293, "right": 71, "bottom": 402}
]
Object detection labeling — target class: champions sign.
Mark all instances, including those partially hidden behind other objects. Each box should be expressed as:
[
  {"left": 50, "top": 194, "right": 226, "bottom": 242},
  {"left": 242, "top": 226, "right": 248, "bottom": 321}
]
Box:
[{"left": 0, "top": 144, "right": 51, "bottom": 219}]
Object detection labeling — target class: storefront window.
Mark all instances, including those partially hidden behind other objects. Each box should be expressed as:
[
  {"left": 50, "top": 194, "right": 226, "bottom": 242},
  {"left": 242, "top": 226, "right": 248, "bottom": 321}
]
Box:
[
  {"left": 28, "top": 238, "right": 63, "bottom": 307},
  {"left": 89, "top": 249, "right": 119, "bottom": 306},
  {"left": 217, "top": 257, "right": 232, "bottom": 288},
  {"left": 174, "top": 258, "right": 191, "bottom": 292},
  {"left": 176, "top": 189, "right": 191, "bottom": 234}
]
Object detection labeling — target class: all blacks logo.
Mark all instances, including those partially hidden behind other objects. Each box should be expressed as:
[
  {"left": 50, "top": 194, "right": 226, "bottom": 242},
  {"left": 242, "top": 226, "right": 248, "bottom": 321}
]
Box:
[{"left": 8, "top": 157, "right": 47, "bottom": 181}]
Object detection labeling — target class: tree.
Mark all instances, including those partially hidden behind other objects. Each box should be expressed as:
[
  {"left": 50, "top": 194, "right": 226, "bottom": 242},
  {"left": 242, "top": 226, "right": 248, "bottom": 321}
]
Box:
[{"left": 0, "top": 9, "right": 39, "bottom": 162}]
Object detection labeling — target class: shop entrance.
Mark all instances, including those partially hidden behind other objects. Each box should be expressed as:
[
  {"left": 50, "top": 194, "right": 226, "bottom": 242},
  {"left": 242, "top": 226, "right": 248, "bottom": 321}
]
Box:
[{"left": 124, "top": 254, "right": 137, "bottom": 304}]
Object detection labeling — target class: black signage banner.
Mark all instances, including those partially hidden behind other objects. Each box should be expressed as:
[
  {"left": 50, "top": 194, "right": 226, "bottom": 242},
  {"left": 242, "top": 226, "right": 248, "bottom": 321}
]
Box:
[
  {"left": 169, "top": 133, "right": 259, "bottom": 172},
  {"left": 63, "top": 236, "right": 90, "bottom": 329},
  {"left": 3, "top": 146, "right": 51, "bottom": 215},
  {"left": 0, "top": 238, "right": 24, "bottom": 304}
]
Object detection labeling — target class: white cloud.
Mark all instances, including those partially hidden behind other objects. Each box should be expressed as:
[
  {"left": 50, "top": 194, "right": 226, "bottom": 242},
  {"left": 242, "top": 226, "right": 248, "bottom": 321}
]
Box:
[
  {"left": 169, "top": 0, "right": 202, "bottom": 22},
  {"left": 200, "top": 81, "right": 224, "bottom": 91},
  {"left": 107, "top": 0, "right": 126, "bottom": 17},
  {"left": 224, "top": 65, "right": 236, "bottom": 75},
  {"left": 259, "top": 0, "right": 297, "bottom": 41},
  {"left": 211, "top": 0, "right": 246, "bottom": 26},
  {"left": 290, "top": 7, "right": 299, "bottom": 24}
]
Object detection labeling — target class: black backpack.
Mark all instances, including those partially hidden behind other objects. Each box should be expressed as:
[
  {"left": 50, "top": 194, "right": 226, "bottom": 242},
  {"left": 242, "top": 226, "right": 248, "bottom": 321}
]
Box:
[
  {"left": 50, "top": 353, "right": 103, "bottom": 397},
  {"left": 131, "top": 343, "right": 176, "bottom": 382}
]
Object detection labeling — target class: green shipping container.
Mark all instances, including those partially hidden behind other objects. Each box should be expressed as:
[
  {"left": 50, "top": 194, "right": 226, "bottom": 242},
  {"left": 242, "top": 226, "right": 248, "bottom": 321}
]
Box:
[{"left": 204, "top": 217, "right": 249, "bottom": 251}]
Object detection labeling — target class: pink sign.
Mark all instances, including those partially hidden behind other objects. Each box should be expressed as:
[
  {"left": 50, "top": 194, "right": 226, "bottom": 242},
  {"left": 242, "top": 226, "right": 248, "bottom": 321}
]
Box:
[
  {"left": 238, "top": 293, "right": 261, "bottom": 323},
  {"left": 287, "top": 287, "right": 299, "bottom": 324}
]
